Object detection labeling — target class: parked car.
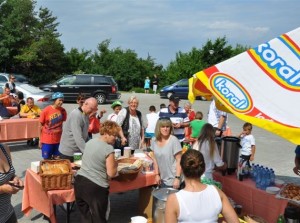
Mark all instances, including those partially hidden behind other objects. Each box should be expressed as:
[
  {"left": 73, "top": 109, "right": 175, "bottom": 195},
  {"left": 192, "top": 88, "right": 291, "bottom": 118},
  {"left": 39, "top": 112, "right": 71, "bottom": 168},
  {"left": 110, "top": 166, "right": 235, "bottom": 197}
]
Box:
[
  {"left": 160, "top": 78, "right": 207, "bottom": 100},
  {"left": 39, "top": 74, "right": 121, "bottom": 104},
  {"left": 0, "top": 82, "right": 52, "bottom": 109},
  {"left": 0, "top": 73, "right": 30, "bottom": 83}
]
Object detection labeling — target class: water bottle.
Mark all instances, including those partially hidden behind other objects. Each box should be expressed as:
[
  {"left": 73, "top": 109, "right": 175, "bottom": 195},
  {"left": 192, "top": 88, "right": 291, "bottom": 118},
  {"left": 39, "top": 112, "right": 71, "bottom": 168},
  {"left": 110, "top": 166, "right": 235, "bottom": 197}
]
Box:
[
  {"left": 253, "top": 164, "right": 258, "bottom": 181},
  {"left": 265, "top": 168, "right": 271, "bottom": 187},
  {"left": 270, "top": 168, "right": 275, "bottom": 186},
  {"left": 255, "top": 166, "right": 262, "bottom": 188},
  {"left": 249, "top": 163, "right": 255, "bottom": 179},
  {"left": 260, "top": 168, "right": 267, "bottom": 190}
]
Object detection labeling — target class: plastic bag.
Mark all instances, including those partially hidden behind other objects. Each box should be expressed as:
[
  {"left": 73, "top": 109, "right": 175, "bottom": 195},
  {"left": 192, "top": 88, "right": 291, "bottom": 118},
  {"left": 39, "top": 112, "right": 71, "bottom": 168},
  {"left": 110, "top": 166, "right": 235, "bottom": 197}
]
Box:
[{"left": 89, "top": 116, "right": 100, "bottom": 134}]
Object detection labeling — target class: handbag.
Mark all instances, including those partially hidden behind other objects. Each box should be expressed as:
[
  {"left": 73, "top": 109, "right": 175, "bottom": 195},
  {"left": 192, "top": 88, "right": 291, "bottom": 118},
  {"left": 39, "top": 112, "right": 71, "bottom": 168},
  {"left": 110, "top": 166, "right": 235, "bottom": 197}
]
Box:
[{"left": 88, "top": 116, "right": 100, "bottom": 134}]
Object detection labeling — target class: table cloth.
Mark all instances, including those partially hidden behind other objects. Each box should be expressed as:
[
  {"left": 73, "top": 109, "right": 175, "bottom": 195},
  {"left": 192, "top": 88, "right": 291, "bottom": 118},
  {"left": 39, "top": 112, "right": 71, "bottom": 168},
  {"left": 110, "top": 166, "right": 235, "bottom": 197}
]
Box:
[{"left": 22, "top": 169, "right": 156, "bottom": 223}]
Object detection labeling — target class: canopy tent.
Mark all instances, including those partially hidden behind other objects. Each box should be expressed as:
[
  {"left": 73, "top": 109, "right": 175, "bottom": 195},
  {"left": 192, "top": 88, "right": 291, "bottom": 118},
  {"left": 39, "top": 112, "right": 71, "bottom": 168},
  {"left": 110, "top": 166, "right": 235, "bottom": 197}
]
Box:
[{"left": 189, "top": 27, "right": 300, "bottom": 145}]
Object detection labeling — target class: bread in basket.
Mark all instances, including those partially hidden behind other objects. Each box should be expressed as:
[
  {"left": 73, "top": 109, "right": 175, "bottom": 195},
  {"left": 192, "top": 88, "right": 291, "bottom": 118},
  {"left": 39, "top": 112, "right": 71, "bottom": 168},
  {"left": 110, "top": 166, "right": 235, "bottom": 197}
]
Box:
[
  {"left": 114, "top": 158, "right": 142, "bottom": 182},
  {"left": 39, "top": 159, "right": 73, "bottom": 191}
]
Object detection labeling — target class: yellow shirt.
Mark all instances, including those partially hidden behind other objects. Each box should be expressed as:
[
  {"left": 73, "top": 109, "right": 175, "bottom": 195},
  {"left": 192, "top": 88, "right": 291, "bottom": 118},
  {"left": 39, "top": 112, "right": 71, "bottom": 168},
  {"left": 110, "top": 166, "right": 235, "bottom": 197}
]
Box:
[{"left": 20, "top": 104, "right": 42, "bottom": 118}]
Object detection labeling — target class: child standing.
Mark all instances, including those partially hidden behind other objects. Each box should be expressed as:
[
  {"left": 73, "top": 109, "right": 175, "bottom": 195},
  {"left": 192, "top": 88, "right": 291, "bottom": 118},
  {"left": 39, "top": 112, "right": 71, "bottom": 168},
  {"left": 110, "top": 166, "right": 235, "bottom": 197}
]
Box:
[
  {"left": 144, "top": 105, "right": 159, "bottom": 148},
  {"left": 190, "top": 111, "right": 206, "bottom": 140},
  {"left": 238, "top": 122, "right": 256, "bottom": 169},
  {"left": 144, "top": 77, "right": 150, "bottom": 93},
  {"left": 107, "top": 100, "right": 122, "bottom": 122}
]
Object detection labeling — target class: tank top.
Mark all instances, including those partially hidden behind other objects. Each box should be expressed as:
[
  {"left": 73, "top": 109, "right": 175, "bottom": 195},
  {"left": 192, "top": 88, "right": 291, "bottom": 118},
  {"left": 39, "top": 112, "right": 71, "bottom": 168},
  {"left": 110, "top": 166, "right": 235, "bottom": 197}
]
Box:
[
  {"left": 0, "top": 144, "right": 15, "bottom": 223},
  {"left": 176, "top": 185, "right": 222, "bottom": 223}
]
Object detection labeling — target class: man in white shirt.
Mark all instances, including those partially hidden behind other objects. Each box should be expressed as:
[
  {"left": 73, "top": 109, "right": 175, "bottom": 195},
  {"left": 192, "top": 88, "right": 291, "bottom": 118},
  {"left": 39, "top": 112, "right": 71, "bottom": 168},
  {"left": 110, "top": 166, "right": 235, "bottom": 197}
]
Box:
[{"left": 207, "top": 99, "right": 228, "bottom": 136}]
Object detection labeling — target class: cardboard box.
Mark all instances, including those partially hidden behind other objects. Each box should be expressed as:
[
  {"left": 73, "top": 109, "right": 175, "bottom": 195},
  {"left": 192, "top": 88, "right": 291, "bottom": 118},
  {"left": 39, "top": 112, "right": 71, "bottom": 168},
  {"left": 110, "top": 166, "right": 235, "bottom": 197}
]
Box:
[{"left": 31, "top": 161, "right": 40, "bottom": 173}]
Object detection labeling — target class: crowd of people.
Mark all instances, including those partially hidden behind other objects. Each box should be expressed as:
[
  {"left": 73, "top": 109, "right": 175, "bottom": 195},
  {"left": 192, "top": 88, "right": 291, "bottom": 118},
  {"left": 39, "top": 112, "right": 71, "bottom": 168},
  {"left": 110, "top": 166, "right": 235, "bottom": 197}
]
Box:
[{"left": 1, "top": 81, "right": 299, "bottom": 222}]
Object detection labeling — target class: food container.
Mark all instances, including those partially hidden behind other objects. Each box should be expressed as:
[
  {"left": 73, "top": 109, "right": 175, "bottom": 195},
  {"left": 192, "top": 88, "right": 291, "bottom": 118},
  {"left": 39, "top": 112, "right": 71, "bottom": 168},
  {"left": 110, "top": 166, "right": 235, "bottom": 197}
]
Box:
[
  {"left": 220, "top": 136, "right": 241, "bottom": 174},
  {"left": 31, "top": 161, "right": 40, "bottom": 173},
  {"left": 276, "top": 183, "right": 300, "bottom": 205},
  {"left": 114, "top": 158, "right": 142, "bottom": 182},
  {"left": 152, "top": 188, "right": 178, "bottom": 223},
  {"left": 39, "top": 159, "right": 73, "bottom": 191},
  {"left": 131, "top": 216, "right": 148, "bottom": 223},
  {"left": 142, "top": 159, "right": 154, "bottom": 174},
  {"left": 266, "top": 186, "right": 280, "bottom": 194},
  {"left": 275, "top": 179, "right": 285, "bottom": 187}
]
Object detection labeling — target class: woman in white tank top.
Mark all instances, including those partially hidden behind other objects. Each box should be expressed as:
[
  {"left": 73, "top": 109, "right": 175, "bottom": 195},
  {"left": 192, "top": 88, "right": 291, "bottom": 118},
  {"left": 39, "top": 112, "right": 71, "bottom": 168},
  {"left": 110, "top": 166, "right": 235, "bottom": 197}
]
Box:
[{"left": 165, "top": 149, "right": 239, "bottom": 223}]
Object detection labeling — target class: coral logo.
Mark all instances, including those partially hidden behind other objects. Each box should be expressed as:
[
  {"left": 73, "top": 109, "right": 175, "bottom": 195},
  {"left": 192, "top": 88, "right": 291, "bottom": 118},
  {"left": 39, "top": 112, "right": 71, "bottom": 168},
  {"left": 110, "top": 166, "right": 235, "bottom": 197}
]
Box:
[
  {"left": 249, "top": 41, "right": 300, "bottom": 91},
  {"left": 210, "top": 73, "right": 253, "bottom": 113}
]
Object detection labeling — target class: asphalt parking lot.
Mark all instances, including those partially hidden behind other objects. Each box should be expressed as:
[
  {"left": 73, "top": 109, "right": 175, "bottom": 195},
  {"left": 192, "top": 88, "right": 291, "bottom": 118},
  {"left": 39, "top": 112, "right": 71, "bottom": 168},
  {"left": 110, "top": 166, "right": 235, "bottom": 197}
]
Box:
[{"left": 7, "top": 92, "right": 300, "bottom": 223}]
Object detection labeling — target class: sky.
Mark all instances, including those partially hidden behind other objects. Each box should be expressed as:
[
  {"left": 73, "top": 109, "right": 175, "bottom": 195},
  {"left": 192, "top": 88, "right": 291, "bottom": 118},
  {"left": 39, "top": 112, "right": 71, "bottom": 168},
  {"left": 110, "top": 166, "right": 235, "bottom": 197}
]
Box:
[{"left": 35, "top": 0, "right": 300, "bottom": 67}]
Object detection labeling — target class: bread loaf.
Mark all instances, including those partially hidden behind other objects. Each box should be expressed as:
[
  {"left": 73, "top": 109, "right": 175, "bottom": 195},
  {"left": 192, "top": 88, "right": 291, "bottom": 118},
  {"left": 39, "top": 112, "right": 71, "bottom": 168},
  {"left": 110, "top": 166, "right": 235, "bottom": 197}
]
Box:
[
  {"left": 41, "top": 163, "right": 70, "bottom": 175},
  {"left": 131, "top": 159, "right": 142, "bottom": 169}
]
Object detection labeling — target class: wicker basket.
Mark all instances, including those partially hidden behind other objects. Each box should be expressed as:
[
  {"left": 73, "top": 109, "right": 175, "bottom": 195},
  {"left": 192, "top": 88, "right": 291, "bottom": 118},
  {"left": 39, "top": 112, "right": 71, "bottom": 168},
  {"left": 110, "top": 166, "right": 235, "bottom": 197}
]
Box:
[
  {"left": 115, "top": 158, "right": 142, "bottom": 182},
  {"left": 39, "top": 159, "right": 73, "bottom": 191}
]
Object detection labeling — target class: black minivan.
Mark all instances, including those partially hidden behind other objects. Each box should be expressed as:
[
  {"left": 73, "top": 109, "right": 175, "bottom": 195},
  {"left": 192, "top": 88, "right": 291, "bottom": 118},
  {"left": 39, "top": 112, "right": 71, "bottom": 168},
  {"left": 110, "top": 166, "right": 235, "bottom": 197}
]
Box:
[{"left": 39, "top": 74, "right": 121, "bottom": 104}]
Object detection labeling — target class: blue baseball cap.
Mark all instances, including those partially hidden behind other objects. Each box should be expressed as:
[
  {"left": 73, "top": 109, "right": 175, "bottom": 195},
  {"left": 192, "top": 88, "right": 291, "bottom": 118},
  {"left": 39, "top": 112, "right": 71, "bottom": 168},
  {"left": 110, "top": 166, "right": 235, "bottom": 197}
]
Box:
[{"left": 51, "top": 92, "right": 64, "bottom": 100}]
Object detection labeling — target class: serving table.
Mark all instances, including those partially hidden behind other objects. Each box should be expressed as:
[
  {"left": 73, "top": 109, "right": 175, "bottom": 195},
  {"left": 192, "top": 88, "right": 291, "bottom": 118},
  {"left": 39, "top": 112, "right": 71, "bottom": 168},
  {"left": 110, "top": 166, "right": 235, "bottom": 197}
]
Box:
[
  {"left": 213, "top": 172, "right": 288, "bottom": 223},
  {"left": 0, "top": 118, "right": 40, "bottom": 142},
  {"left": 22, "top": 169, "right": 156, "bottom": 223}
]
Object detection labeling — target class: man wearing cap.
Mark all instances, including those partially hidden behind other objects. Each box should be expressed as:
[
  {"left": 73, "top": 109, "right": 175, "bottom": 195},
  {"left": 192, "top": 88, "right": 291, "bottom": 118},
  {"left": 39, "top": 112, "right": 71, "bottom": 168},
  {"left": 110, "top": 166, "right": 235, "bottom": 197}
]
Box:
[
  {"left": 59, "top": 97, "right": 98, "bottom": 162},
  {"left": 159, "top": 95, "right": 190, "bottom": 142},
  {"left": 5, "top": 74, "right": 17, "bottom": 93}
]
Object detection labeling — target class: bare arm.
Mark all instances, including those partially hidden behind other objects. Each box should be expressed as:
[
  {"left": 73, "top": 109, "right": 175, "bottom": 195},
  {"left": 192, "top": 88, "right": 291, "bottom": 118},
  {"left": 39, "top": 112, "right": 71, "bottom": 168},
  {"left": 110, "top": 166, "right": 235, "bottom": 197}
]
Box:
[
  {"left": 293, "top": 155, "right": 300, "bottom": 175},
  {"left": 152, "top": 152, "right": 161, "bottom": 185},
  {"left": 218, "top": 188, "right": 239, "bottom": 223},
  {"left": 218, "top": 115, "right": 226, "bottom": 129},
  {"left": 165, "top": 193, "right": 179, "bottom": 223},
  {"left": 250, "top": 145, "right": 256, "bottom": 161},
  {"left": 173, "top": 152, "right": 182, "bottom": 189},
  {"left": 106, "top": 153, "right": 117, "bottom": 178}
]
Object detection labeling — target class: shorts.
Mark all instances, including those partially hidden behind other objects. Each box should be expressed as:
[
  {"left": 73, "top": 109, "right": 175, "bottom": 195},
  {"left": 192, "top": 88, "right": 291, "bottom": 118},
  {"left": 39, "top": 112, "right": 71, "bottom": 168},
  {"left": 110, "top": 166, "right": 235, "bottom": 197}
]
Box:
[
  {"left": 41, "top": 143, "right": 60, "bottom": 159},
  {"left": 153, "top": 85, "right": 157, "bottom": 92},
  {"left": 145, "top": 132, "right": 155, "bottom": 138}
]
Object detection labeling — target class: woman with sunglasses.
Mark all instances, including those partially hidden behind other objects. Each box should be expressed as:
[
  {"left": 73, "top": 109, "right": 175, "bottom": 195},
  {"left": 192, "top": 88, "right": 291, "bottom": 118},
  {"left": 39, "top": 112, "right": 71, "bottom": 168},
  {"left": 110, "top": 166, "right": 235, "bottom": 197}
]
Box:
[{"left": 151, "top": 118, "right": 182, "bottom": 189}]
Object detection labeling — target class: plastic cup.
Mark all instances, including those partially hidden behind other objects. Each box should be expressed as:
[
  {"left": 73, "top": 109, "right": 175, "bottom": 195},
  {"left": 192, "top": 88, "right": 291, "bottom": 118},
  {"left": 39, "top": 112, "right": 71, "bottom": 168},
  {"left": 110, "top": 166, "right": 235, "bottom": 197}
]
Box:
[
  {"left": 124, "top": 147, "right": 131, "bottom": 158},
  {"left": 238, "top": 173, "right": 244, "bottom": 181},
  {"left": 73, "top": 152, "right": 82, "bottom": 162},
  {"left": 114, "top": 149, "right": 121, "bottom": 159},
  {"left": 235, "top": 204, "right": 242, "bottom": 215}
]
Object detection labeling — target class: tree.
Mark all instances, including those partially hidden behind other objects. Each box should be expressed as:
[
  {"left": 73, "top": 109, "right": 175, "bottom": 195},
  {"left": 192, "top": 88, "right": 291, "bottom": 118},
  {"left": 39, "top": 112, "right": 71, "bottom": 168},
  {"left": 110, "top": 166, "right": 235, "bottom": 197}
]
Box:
[
  {"left": 0, "top": 0, "right": 37, "bottom": 73},
  {"left": 162, "top": 37, "right": 249, "bottom": 87},
  {"left": 91, "top": 39, "right": 163, "bottom": 91},
  {"left": 65, "top": 48, "right": 93, "bottom": 74}
]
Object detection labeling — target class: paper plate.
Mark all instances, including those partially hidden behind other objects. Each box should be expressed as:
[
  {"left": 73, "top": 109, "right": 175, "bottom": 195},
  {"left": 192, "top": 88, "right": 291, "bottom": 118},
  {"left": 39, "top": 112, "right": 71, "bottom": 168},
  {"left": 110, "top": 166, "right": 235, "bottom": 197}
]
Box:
[{"left": 266, "top": 186, "right": 280, "bottom": 194}]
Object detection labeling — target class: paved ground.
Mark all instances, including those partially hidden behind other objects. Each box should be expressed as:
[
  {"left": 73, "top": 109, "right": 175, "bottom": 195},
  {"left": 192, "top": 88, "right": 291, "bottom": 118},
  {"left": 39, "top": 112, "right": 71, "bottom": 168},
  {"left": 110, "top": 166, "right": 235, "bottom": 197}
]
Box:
[{"left": 6, "top": 92, "right": 300, "bottom": 223}]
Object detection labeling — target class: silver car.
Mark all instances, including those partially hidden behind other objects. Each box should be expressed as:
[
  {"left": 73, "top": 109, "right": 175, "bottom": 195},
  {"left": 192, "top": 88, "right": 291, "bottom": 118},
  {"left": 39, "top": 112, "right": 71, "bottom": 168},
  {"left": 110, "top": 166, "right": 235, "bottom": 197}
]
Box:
[{"left": 0, "top": 82, "right": 52, "bottom": 109}]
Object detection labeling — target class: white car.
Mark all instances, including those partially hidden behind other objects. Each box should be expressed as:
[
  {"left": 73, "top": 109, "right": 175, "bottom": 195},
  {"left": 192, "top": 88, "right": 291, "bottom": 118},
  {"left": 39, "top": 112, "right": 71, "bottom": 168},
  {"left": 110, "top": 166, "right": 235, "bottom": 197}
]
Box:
[{"left": 0, "top": 82, "right": 52, "bottom": 109}]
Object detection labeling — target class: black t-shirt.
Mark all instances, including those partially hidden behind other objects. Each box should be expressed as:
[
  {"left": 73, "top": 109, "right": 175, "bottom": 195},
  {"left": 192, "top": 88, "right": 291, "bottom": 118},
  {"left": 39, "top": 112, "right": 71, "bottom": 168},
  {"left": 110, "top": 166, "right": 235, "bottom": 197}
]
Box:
[{"left": 153, "top": 77, "right": 159, "bottom": 85}]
